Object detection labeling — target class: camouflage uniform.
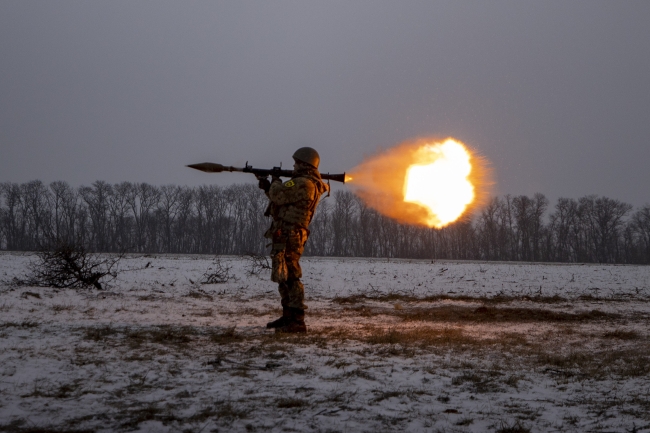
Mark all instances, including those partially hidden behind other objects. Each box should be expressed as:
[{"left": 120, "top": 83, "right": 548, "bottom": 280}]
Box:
[{"left": 263, "top": 166, "right": 328, "bottom": 310}]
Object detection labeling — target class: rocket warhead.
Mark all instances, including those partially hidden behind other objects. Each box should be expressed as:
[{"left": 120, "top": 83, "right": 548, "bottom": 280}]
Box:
[{"left": 186, "top": 163, "right": 240, "bottom": 173}]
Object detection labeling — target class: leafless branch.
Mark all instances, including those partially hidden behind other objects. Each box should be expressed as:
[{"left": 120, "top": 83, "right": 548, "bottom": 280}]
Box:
[
  {"left": 200, "top": 256, "right": 235, "bottom": 284},
  {"left": 12, "top": 242, "right": 123, "bottom": 290},
  {"left": 242, "top": 251, "right": 271, "bottom": 275}
]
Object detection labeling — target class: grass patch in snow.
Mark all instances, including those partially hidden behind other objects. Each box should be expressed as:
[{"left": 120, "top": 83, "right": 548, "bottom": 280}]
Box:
[
  {"left": 452, "top": 370, "right": 505, "bottom": 393},
  {"left": 365, "top": 326, "right": 480, "bottom": 348},
  {"left": 333, "top": 293, "right": 570, "bottom": 305},
  {"left": 208, "top": 326, "right": 243, "bottom": 344},
  {"left": 117, "top": 403, "right": 182, "bottom": 430},
  {"left": 602, "top": 329, "right": 641, "bottom": 340},
  {"left": 51, "top": 303, "right": 76, "bottom": 313},
  {"left": 21, "top": 378, "right": 85, "bottom": 399},
  {"left": 185, "top": 290, "right": 213, "bottom": 301},
  {"left": 190, "top": 308, "right": 213, "bottom": 317},
  {"left": 0, "top": 418, "right": 95, "bottom": 433},
  {"left": 84, "top": 325, "right": 119, "bottom": 341},
  {"left": 537, "top": 347, "right": 650, "bottom": 379},
  {"left": 276, "top": 397, "right": 309, "bottom": 409},
  {"left": 399, "top": 305, "right": 617, "bottom": 323},
  {"left": 495, "top": 420, "right": 532, "bottom": 433},
  {"left": 0, "top": 320, "right": 39, "bottom": 329},
  {"left": 124, "top": 325, "right": 197, "bottom": 348}
]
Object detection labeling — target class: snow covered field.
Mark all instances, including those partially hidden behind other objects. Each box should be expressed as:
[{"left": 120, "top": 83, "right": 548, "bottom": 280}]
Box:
[{"left": 1, "top": 251, "right": 650, "bottom": 432}]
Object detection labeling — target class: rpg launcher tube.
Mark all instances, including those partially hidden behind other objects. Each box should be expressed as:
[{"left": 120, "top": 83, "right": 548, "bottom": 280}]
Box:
[{"left": 187, "top": 162, "right": 346, "bottom": 183}]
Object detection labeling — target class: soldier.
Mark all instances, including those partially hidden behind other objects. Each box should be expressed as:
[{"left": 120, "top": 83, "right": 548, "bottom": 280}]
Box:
[{"left": 257, "top": 147, "right": 329, "bottom": 333}]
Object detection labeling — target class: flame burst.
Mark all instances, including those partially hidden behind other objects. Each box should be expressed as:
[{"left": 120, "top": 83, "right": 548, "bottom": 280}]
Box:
[{"left": 347, "top": 138, "right": 491, "bottom": 228}]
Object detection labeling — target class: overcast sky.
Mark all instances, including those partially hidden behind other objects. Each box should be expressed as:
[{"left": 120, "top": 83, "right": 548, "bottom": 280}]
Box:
[{"left": 1, "top": 1, "right": 649, "bottom": 206}]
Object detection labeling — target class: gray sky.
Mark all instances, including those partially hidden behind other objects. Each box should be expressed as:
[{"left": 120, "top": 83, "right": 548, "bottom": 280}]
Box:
[{"left": 1, "top": 1, "right": 649, "bottom": 206}]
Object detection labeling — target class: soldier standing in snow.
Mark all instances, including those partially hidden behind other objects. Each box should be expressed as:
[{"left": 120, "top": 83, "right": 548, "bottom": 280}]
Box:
[{"left": 257, "top": 147, "right": 329, "bottom": 333}]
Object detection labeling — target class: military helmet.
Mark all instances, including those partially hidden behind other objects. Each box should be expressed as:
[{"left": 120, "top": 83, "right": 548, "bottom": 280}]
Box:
[{"left": 292, "top": 147, "right": 320, "bottom": 169}]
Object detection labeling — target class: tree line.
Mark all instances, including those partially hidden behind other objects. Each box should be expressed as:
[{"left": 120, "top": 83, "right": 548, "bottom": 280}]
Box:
[{"left": 1, "top": 180, "right": 649, "bottom": 264}]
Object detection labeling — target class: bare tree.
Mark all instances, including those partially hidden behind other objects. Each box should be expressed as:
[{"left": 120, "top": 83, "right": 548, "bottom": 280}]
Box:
[
  {"left": 331, "top": 190, "right": 357, "bottom": 256},
  {"left": 126, "top": 183, "right": 160, "bottom": 252},
  {"left": 79, "top": 181, "right": 112, "bottom": 252},
  {"left": 629, "top": 205, "right": 650, "bottom": 263},
  {"left": 579, "top": 196, "right": 632, "bottom": 263},
  {"left": 195, "top": 184, "right": 223, "bottom": 254},
  {"left": 108, "top": 182, "right": 134, "bottom": 252},
  {"left": 157, "top": 185, "right": 182, "bottom": 253},
  {"left": 200, "top": 256, "right": 234, "bottom": 284},
  {"left": 49, "top": 181, "right": 79, "bottom": 247},
  {"left": 173, "top": 186, "right": 195, "bottom": 253},
  {"left": 305, "top": 198, "right": 331, "bottom": 256},
  {"left": 476, "top": 197, "right": 501, "bottom": 260},
  {"left": 549, "top": 198, "right": 579, "bottom": 262},
  {"left": 353, "top": 195, "right": 379, "bottom": 257},
  {"left": 0, "top": 183, "right": 23, "bottom": 250},
  {"left": 2, "top": 179, "right": 648, "bottom": 264}
]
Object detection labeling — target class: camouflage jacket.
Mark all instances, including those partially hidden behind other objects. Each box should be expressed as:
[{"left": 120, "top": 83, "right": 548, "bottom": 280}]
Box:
[{"left": 265, "top": 168, "right": 329, "bottom": 231}]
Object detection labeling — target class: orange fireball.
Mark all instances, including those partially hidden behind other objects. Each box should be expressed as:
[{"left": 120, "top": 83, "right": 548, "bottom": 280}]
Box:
[{"left": 347, "top": 138, "right": 491, "bottom": 228}]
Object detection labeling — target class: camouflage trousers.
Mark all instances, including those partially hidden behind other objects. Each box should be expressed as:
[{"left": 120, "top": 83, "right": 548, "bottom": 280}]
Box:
[{"left": 270, "top": 227, "right": 308, "bottom": 310}]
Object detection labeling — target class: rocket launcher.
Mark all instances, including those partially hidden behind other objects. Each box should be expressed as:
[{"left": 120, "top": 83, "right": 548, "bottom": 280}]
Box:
[{"left": 187, "top": 162, "right": 346, "bottom": 183}]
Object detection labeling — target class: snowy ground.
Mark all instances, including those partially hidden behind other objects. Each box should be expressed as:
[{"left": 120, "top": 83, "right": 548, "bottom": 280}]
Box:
[{"left": 1, "top": 251, "right": 650, "bottom": 433}]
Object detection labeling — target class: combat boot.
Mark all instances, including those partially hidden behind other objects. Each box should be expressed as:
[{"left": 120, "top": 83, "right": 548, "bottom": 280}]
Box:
[
  {"left": 276, "top": 307, "right": 307, "bottom": 333},
  {"left": 266, "top": 307, "right": 290, "bottom": 329}
]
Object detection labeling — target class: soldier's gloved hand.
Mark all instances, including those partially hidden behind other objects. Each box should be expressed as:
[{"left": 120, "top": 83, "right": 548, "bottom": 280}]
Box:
[
  {"left": 271, "top": 175, "right": 282, "bottom": 184},
  {"left": 256, "top": 175, "right": 271, "bottom": 192}
]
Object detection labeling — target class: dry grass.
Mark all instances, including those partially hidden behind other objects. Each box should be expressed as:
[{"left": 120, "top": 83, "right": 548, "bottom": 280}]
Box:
[
  {"left": 117, "top": 403, "right": 181, "bottom": 430},
  {"left": 129, "top": 326, "right": 197, "bottom": 346},
  {"left": 370, "top": 390, "right": 403, "bottom": 403},
  {"left": 399, "top": 306, "right": 617, "bottom": 323},
  {"left": 79, "top": 321, "right": 650, "bottom": 379},
  {"left": 21, "top": 379, "right": 85, "bottom": 399},
  {"left": 365, "top": 326, "right": 478, "bottom": 348},
  {"left": 336, "top": 304, "right": 616, "bottom": 323},
  {"left": 536, "top": 347, "right": 650, "bottom": 379},
  {"left": 276, "top": 397, "right": 309, "bottom": 409},
  {"left": 452, "top": 371, "right": 505, "bottom": 393},
  {"left": 332, "top": 293, "right": 570, "bottom": 306},
  {"left": 0, "top": 419, "right": 94, "bottom": 433},
  {"left": 332, "top": 295, "right": 624, "bottom": 326},
  {"left": 84, "top": 325, "right": 119, "bottom": 341},
  {"left": 207, "top": 326, "right": 243, "bottom": 344},
  {"left": 456, "top": 417, "right": 474, "bottom": 426},
  {"left": 602, "top": 329, "right": 642, "bottom": 340},
  {"left": 245, "top": 307, "right": 282, "bottom": 318},
  {"left": 185, "top": 290, "right": 213, "bottom": 301},
  {"left": 81, "top": 325, "right": 202, "bottom": 349},
  {"left": 495, "top": 420, "right": 532, "bottom": 433},
  {"left": 51, "top": 303, "right": 75, "bottom": 312},
  {"left": 0, "top": 320, "right": 39, "bottom": 329},
  {"left": 343, "top": 368, "right": 376, "bottom": 381},
  {"left": 191, "top": 308, "right": 213, "bottom": 317}
]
